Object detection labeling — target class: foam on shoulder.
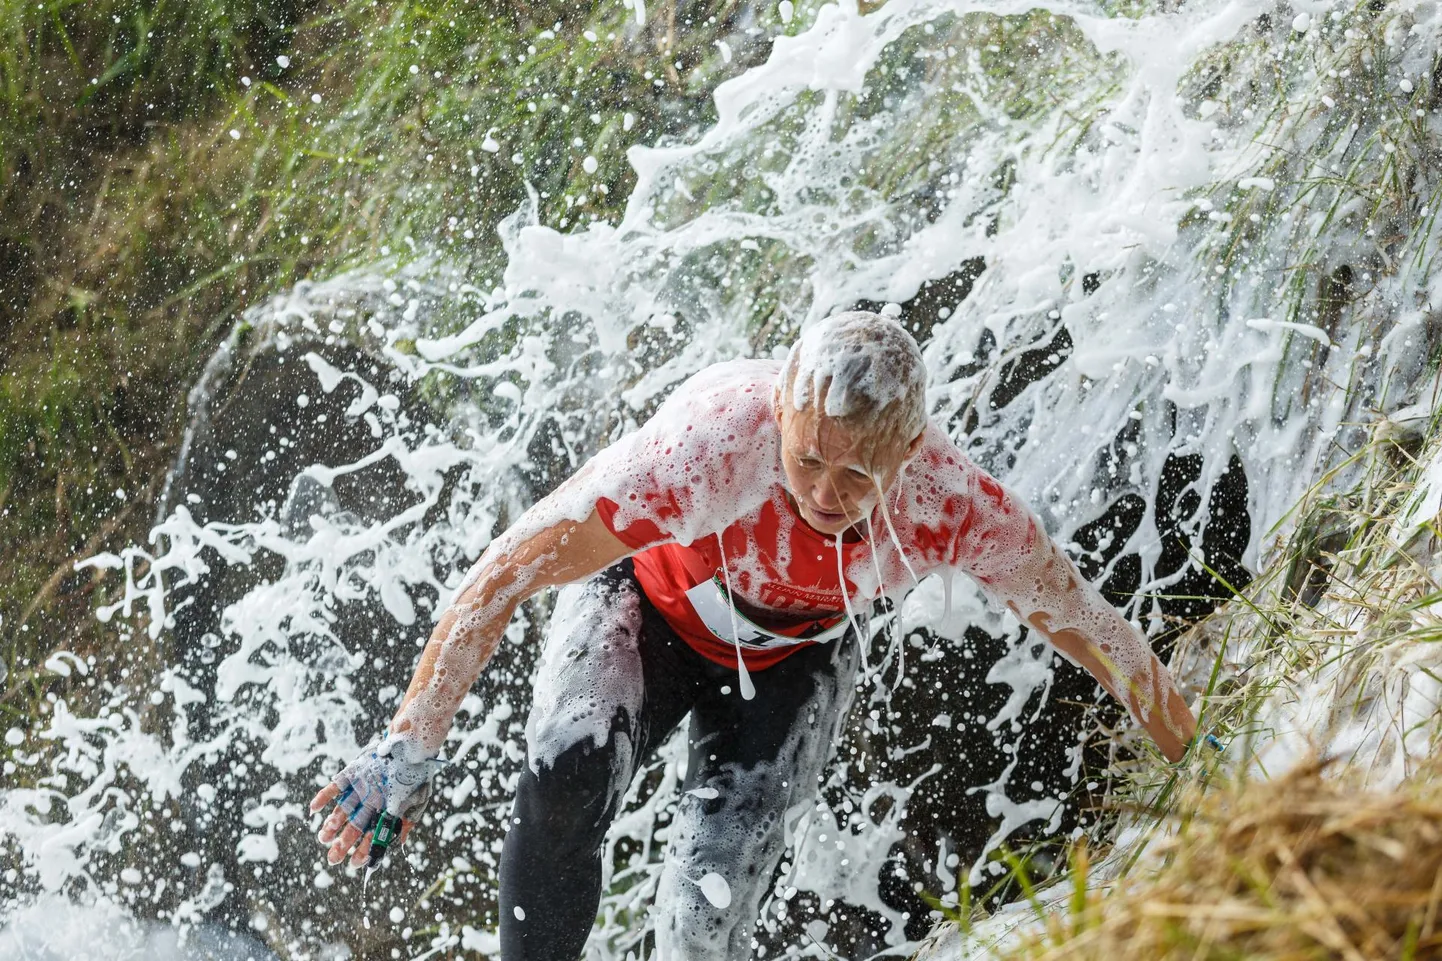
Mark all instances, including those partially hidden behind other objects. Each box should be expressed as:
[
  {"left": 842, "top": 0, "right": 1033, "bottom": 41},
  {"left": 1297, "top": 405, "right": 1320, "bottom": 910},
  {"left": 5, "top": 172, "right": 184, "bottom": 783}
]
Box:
[{"left": 582, "top": 358, "right": 784, "bottom": 547}]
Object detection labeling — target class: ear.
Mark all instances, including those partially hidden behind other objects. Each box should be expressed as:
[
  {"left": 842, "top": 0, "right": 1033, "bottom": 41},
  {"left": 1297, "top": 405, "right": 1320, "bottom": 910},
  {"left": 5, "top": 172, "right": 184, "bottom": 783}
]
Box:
[{"left": 904, "top": 429, "right": 925, "bottom": 460}]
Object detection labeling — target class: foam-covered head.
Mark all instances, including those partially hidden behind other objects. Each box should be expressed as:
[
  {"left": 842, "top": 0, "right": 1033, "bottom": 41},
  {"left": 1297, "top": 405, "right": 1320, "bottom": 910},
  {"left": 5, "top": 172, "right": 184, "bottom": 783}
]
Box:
[
  {"left": 775, "top": 311, "right": 928, "bottom": 536},
  {"left": 777, "top": 310, "right": 927, "bottom": 457}
]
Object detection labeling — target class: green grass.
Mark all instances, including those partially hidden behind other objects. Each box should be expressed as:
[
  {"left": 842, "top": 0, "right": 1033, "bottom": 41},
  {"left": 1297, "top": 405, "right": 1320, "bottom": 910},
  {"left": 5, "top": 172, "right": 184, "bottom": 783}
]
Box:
[
  {"left": 959, "top": 414, "right": 1442, "bottom": 959},
  {"left": 0, "top": 0, "right": 804, "bottom": 729}
]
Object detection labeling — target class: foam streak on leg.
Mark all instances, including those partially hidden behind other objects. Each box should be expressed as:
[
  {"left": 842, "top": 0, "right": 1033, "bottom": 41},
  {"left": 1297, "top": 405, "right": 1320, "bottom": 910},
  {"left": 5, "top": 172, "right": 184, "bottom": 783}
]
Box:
[{"left": 653, "top": 634, "right": 860, "bottom": 961}]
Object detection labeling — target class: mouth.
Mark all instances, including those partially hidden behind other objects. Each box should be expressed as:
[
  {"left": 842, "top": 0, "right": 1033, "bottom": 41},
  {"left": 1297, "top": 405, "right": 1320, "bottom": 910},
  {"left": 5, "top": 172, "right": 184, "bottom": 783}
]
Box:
[{"left": 804, "top": 505, "right": 851, "bottom": 526}]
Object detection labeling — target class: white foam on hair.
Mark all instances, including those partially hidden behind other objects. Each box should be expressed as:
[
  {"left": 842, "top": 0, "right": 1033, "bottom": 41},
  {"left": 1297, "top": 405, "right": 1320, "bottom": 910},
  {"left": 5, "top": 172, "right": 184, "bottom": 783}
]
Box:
[{"left": 782, "top": 311, "right": 926, "bottom": 438}]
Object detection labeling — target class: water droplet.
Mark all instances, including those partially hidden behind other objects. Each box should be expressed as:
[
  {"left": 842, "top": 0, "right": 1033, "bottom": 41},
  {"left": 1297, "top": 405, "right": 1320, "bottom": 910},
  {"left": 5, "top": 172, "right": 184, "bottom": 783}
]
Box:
[{"left": 696, "top": 872, "right": 731, "bottom": 908}]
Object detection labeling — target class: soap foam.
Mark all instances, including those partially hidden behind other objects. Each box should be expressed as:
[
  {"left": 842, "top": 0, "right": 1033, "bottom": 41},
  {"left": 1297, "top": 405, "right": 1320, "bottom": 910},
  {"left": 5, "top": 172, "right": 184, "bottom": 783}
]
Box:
[
  {"left": 8, "top": 0, "right": 1438, "bottom": 956},
  {"left": 782, "top": 310, "right": 927, "bottom": 442}
]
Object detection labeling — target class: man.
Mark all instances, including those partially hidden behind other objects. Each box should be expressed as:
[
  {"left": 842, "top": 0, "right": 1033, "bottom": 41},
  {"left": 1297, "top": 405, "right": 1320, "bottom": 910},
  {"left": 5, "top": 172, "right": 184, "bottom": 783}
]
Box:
[{"left": 309, "top": 311, "right": 1198, "bottom": 959}]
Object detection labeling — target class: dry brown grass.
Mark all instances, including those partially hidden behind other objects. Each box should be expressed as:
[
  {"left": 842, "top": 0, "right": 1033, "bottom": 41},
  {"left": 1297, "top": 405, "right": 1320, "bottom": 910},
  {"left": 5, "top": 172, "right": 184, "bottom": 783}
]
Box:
[
  {"left": 990, "top": 431, "right": 1442, "bottom": 961},
  {"left": 1005, "top": 760, "right": 1442, "bottom": 961}
]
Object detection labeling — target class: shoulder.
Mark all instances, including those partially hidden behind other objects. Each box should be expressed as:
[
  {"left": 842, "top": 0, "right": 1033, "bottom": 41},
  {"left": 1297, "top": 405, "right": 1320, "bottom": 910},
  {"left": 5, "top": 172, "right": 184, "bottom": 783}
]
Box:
[
  {"left": 661, "top": 359, "right": 780, "bottom": 418},
  {"left": 907, "top": 424, "right": 983, "bottom": 488},
  {"left": 595, "top": 357, "right": 783, "bottom": 482},
  {"left": 644, "top": 358, "right": 781, "bottom": 447},
  {"left": 589, "top": 359, "right": 781, "bottom": 545},
  {"left": 893, "top": 424, "right": 1007, "bottom": 530}
]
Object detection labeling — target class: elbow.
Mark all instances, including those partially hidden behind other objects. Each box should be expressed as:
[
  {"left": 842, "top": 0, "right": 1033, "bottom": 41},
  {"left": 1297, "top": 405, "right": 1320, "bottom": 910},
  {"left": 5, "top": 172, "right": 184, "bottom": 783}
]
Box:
[{"left": 457, "top": 556, "right": 544, "bottom": 623}]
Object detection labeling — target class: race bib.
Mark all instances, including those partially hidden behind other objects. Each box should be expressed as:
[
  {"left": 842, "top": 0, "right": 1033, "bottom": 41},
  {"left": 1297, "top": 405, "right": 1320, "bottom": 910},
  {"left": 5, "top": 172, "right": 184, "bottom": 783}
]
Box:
[{"left": 684, "top": 576, "right": 850, "bottom": 650}]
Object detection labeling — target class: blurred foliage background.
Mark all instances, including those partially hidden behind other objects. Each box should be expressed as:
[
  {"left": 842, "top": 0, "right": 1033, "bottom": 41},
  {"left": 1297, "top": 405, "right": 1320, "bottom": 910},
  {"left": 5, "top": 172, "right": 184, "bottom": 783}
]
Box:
[{"left": 0, "top": 0, "right": 811, "bottom": 713}]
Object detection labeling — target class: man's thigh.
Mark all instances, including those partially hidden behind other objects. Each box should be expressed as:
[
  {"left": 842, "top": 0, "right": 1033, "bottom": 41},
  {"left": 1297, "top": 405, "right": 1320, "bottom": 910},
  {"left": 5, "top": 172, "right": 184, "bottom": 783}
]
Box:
[
  {"left": 527, "top": 566, "right": 647, "bottom": 784},
  {"left": 652, "top": 634, "right": 861, "bottom": 961},
  {"left": 523, "top": 561, "right": 700, "bottom": 816}
]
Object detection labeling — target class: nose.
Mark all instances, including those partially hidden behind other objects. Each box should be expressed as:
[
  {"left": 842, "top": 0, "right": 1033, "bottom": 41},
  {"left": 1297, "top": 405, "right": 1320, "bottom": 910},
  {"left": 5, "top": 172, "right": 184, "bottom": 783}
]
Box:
[{"left": 811, "top": 477, "right": 844, "bottom": 511}]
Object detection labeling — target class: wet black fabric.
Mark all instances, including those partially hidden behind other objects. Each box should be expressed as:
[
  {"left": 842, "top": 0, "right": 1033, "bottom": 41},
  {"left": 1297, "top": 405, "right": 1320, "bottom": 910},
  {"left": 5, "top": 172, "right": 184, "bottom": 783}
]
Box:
[{"left": 498, "top": 559, "right": 858, "bottom": 961}]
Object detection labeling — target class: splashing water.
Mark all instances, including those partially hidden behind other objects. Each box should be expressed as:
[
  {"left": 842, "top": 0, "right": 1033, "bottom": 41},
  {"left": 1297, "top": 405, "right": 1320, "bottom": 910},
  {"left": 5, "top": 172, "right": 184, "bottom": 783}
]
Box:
[
  {"left": 5, "top": 0, "right": 1441, "bottom": 957},
  {"left": 696, "top": 872, "right": 733, "bottom": 910}
]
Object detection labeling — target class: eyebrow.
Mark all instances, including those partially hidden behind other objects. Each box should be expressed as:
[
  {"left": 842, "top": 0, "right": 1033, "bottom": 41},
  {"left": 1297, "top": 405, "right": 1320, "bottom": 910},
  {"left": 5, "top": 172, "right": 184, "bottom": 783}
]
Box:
[{"left": 795, "top": 449, "right": 870, "bottom": 475}]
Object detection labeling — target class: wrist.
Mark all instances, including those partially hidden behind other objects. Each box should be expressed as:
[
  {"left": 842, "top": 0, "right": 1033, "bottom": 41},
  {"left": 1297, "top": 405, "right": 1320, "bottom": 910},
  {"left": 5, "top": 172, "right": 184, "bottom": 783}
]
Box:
[
  {"left": 384, "top": 712, "right": 447, "bottom": 758},
  {"left": 377, "top": 729, "right": 434, "bottom": 764}
]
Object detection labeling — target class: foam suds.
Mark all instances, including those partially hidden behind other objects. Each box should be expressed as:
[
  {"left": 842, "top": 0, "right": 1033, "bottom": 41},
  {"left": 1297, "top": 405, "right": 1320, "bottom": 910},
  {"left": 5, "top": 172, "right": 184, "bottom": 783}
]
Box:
[
  {"left": 695, "top": 872, "right": 732, "bottom": 909},
  {"left": 652, "top": 634, "right": 859, "bottom": 960},
  {"left": 711, "top": 533, "right": 756, "bottom": 700},
  {"left": 783, "top": 311, "right": 927, "bottom": 437},
  {"left": 7, "top": 0, "right": 1439, "bottom": 956},
  {"left": 525, "top": 574, "right": 644, "bottom": 779}
]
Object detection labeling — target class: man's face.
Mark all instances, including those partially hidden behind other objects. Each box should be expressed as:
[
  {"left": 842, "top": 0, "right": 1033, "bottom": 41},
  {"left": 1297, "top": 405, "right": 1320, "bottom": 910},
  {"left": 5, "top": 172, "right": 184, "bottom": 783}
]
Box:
[{"left": 776, "top": 405, "right": 921, "bottom": 537}]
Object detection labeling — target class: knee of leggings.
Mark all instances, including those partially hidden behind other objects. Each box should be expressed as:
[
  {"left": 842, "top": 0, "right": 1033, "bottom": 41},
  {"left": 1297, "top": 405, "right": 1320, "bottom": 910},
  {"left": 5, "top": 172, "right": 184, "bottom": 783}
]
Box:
[
  {"left": 657, "top": 903, "right": 747, "bottom": 961},
  {"left": 517, "top": 734, "right": 630, "bottom": 841}
]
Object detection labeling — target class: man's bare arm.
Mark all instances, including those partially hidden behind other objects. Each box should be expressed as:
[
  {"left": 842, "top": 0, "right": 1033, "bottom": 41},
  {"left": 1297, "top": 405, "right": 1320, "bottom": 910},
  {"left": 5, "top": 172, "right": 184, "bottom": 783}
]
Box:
[
  {"left": 308, "top": 502, "right": 634, "bottom": 867},
  {"left": 952, "top": 468, "right": 1199, "bottom": 764},
  {"left": 1020, "top": 608, "right": 1195, "bottom": 763},
  {"left": 390, "top": 506, "right": 634, "bottom": 751},
  {"left": 1000, "top": 518, "right": 1196, "bottom": 763}
]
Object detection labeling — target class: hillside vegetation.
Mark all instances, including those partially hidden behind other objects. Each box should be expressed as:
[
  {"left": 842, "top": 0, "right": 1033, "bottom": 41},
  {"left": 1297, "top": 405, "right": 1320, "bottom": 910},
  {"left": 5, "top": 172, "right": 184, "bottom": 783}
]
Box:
[{"left": 0, "top": 0, "right": 796, "bottom": 714}]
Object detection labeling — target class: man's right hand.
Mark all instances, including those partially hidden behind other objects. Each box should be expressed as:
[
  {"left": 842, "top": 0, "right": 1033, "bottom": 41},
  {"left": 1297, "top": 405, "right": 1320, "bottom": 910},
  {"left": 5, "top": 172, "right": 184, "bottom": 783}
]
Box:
[
  {"left": 305, "top": 509, "right": 632, "bottom": 870},
  {"left": 309, "top": 733, "right": 442, "bottom": 869}
]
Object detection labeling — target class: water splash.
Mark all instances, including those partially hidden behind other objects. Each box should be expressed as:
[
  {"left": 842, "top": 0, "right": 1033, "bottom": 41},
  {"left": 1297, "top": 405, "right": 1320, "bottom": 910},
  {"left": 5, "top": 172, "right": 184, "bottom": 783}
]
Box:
[{"left": 5, "top": 0, "right": 1441, "bottom": 956}]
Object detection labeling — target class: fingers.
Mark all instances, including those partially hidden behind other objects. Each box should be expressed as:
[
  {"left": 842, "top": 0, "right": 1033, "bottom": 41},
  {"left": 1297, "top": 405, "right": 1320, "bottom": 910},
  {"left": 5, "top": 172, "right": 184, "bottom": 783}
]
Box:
[
  {"left": 317, "top": 806, "right": 349, "bottom": 845},
  {"left": 327, "top": 821, "right": 365, "bottom": 865},
  {"left": 349, "top": 833, "right": 373, "bottom": 869},
  {"left": 348, "top": 816, "right": 418, "bottom": 869},
  {"left": 316, "top": 810, "right": 422, "bottom": 871},
  {"left": 318, "top": 806, "right": 403, "bottom": 867},
  {"left": 309, "top": 783, "right": 342, "bottom": 814}
]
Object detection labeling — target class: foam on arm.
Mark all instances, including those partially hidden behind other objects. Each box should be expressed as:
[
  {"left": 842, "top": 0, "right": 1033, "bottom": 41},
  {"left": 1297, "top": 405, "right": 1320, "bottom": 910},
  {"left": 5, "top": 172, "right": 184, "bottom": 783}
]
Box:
[
  {"left": 950, "top": 467, "right": 1197, "bottom": 762},
  {"left": 388, "top": 492, "right": 635, "bottom": 754}
]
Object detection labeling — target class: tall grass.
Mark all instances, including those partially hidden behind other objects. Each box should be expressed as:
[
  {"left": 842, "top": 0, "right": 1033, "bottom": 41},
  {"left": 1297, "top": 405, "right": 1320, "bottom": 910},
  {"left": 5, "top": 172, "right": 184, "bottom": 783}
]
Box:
[{"left": 0, "top": 0, "right": 796, "bottom": 725}]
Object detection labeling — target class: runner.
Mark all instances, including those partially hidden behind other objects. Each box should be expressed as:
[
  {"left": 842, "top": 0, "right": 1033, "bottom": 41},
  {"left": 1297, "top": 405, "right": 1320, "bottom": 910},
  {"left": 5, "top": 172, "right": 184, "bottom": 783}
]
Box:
[{"left": 309, "top": 310, "right": 1200, "bottom": 959}]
